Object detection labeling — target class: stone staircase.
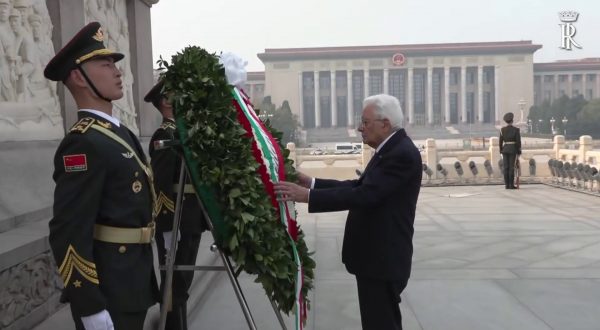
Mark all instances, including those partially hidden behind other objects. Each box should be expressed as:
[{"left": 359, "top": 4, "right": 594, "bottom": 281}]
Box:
[{"left": 0, "top": 141, "right": 63, "bottom": 330}]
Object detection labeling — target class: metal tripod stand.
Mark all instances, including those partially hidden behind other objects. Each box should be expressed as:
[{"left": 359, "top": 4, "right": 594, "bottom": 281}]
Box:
[{"left": 155, "top": 140, "right": 288, "bottom": 330}]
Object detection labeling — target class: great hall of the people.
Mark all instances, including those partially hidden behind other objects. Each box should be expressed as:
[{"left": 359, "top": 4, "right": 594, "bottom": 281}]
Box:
[{"left": 244, "top": 41, "right": 600, "bottom": 129}]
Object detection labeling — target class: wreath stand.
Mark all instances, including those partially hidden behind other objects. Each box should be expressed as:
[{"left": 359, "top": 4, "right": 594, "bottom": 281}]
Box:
[{"left": 154, "top": 139, "right": 288, "bottom": 330}]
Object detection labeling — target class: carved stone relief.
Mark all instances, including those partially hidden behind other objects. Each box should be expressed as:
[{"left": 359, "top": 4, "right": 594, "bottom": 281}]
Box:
[
  {"left": 85, "top": 0, "right": 139, "bottom": 135},
  {"left": 0, "top": 0, "right": 62, "bottom": 142},
  {"left": 0, "top": 252, "right": 63, "bottom": 328}
]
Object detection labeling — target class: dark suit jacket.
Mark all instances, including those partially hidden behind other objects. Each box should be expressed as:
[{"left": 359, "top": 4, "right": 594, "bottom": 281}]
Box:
[
  {"left": 50, "top": 111, "right": 159, "bottom": 317},
  {"left": 148, "top": 118, "right": 208, "bottom": 235},
  {"left": 308, "top": 129, "right": 422, "bottom": 281},
  {"left": 499, "top": 125, "right": 521, "bottom": 155}
]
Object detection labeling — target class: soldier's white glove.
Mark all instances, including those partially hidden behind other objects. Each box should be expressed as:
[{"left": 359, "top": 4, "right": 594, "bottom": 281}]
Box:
[
  {"left": 81, "top": 309, "right": 114, "bottom": 330},
  {"left": 163, "top": 230, "right": 181, "bottom": 252}
]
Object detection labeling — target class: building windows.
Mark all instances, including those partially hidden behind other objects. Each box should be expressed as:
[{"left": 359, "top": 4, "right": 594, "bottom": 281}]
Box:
[
  {"left": 544, "top": 75, "right": 554, "bottom": 83},
  {"left": 559, "top": 75, "right": 568, "bottom": 82},
  {"left": 352, "top": 71, "right": 364, "bottom": 124},
  {"left": 484, "top": 69, "right": 493, "bottom": 84},
  {"left": 302, "top": 72, "right": 315, "bottom": 128},
  {"left": 466, "top": 92, "right": 475, "bottom": 123},
  {"left": 544, "top": 90, "right": 552, "bottom": 102},
  {"left": 432, "top": 72, "right": 442, "bottom": 124},
  {"left": 369, "top": 70, "right": 383, "bottom": 95},
  {"left": 483, "top": 92, "right": 492, "bottom": 123},
  {"left": 449, "top": 92, "right": 458, "bottom": 124},
  {"left": 450, "top": 71, "right": 459, "bottom": 85},
  {"left": 467, "top": 70, "right": 476, "bottom": 85},
  {"left": 587, "top": 74, "right": 596, "bottom": 82},
  {"left": 572, "top": 74, "right": 581, "bottom": 82}
]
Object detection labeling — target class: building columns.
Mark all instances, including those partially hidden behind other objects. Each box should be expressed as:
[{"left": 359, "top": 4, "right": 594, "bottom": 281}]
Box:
[
  {"left": 460, "top": 66, "right": 467, "bottom": 123},
  {"left": 427, "top": 67, "right": 433, "bottom": 125},
  {"left": 383, "top": 68, "right": 389, "bottom": 94},
  {"left": 477, "top": 65, "right": 484, "bottom": 123},
  {"left": 364, "top": 69, "right": 370, "bottom": 97},
  {"left": 298, "top": 72, "right": 304, "bottom": 126},
  {"left": 314, "top": 71, "right": 320, "bottom": 128},
  {"left": 494, "top": 66, "right": 500, "bottom": 123},
  {"left": 444, "top": 66, "right": 450, "bottom": 124},
  {"left": 331, "top": 71, "right": 337, "bottom": 127},
  {"left": 567, "top": 74, "right": 573, "bottom": 97},
  {"left": 582, "top": 74, "right": 587, "bottom": 99},
  {"left": 347, "top": 70, "right": 354, "bottom": 127},
  {"left": 407, "top": 68, "right": 414, "bottom": 125}
]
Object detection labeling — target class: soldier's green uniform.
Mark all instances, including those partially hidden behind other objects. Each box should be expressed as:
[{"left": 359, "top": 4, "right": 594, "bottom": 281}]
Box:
[
  {"left": 499, "top": 112, "right": 522, "bottom": 189},
  {"left": 45, "top": 22, "right": 158, "bottom": 329},
  {"left": 146, "top": 82, "right": 208, "bottom": 330}
]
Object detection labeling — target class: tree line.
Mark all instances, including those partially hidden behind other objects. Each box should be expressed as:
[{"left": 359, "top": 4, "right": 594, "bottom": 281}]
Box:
[{"left": 528, "top": 95, "right": 600, "bottom": 138}]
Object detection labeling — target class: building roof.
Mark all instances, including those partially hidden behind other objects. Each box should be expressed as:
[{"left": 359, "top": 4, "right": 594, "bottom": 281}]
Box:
[
  {"left": 257, "top": 40, "right": 542, "bottom": 62},
  {"left": 534, "top": 58, "right": 600, "bottom": 72}
]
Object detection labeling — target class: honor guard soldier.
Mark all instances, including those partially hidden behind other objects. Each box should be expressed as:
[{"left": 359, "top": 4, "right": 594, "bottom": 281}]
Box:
[
  {"left": 145, "top": 80, "right": 208, "bottom": 330},
  {"left": 45, "top": 22, "right": 159, "bottom": 330},
  {"left": 499, "top": 112, "right": 522, "bottom": 189}
]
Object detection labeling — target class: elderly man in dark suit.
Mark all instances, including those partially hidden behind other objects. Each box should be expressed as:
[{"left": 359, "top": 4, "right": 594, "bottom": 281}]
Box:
[
  {"left": 499, "top": 112, "right": 522, "bottom": 189},
  {"left": 274, "top": 94, "right": 422, "bottom": 330}
]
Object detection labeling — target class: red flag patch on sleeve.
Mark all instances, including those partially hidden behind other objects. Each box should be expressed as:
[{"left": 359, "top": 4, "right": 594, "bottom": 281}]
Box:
[{"left": 63, "top": 154, "right": 88, "bottom": 172}]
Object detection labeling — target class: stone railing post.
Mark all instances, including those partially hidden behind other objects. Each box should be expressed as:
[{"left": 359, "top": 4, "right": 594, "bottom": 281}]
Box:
[
  {"left": 489, "top": 137, "right": 500, "bottom": 177},
  {"left": 425, "top": 138, "right": 438, "bottom": 178},
  {"left": 286, "top": 142, "right": 297, "bottom": 168},
  {"left": 579, "top": 135, "right": 592, "bottom": 164},
  {"left": 553, "top": 135, "right": 565, "bottom": 159}
]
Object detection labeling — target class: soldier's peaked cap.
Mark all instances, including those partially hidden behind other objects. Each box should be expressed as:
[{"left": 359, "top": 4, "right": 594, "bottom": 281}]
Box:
[
  {"left": 503, "top": 112, "right": 514, "bottom": 123},
  {"left": 44, "top": 22, "right": 124, "bottom": 82},
  {"left": 143, "top": 79, "right": 165, "bottom": 104}
]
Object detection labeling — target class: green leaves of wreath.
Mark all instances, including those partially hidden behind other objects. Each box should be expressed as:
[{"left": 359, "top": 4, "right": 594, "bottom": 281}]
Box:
[{"left": 157, "top": 46, "right": 315, "bottom": 315}]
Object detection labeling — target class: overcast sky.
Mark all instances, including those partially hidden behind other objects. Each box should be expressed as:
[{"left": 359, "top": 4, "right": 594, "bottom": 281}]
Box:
[{"left": 150, "top": 0, "right": 599, "bottom": 71}]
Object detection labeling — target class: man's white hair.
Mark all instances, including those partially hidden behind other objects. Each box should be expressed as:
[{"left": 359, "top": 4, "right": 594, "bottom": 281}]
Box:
[{"left": 363, "top": 94, "right": 404, "bottom": 130}]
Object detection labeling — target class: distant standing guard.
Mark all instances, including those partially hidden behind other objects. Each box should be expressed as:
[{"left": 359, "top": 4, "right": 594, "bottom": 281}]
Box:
[
  {"left": 145, "top": 81, "right": 209, "bottom": 330},
  {"left": 45, "top": 22, "right": 158, "bottom": 330},
  {"left": 499, "top": 112, "right": 522, "bottom": 189}
]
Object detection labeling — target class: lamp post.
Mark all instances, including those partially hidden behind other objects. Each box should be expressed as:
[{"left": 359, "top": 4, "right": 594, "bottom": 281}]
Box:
[
  {"left": 562, "top": 116, "right": 568, "bottom": 137},
  {"left": 527, "top": 119, "right": 532, "bottom": 134},
  {"left": 517, "top": 98, "right": 526, "bottom": 124},
  {"left": 538, "top": 118, "right": 543, "bottom": 134},
  {"left": 550, "top": 117, "right": 556, "bottom": 135}
]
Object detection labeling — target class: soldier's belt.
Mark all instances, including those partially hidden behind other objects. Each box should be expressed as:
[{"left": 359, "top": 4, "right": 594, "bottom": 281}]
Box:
[
  {"left": 93, "top": 222, "right": 155, "bottom": 244},
  {"left": 504, "top": 142, "right": 516, "bottom": 144},
  {"left": 173, "top": 184, "right": 195, "bottom": 194}
]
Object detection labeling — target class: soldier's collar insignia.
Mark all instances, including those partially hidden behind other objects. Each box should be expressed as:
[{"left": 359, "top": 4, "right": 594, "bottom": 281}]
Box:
[
  {"left": 73, "top": 280, "right": 82, "bottom": 288},
  {"left": 96, "top": 120, "right": 111, "bottom": 129},
  {"left": 92, "top": 27, "right": 104, "bottom": 42},
  {"left": 122, "top": 152, "right": 134, "bottom": 159}
]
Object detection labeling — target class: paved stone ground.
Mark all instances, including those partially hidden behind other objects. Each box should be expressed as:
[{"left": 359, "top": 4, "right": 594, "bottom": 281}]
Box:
[{"left": 35, "top": 184, "right": 600, "bottom": 330}]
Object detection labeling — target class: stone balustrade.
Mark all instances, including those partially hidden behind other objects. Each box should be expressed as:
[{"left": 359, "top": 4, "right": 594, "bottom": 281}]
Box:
[{"left": 286, "top": 134, "right": 599, "bottom": 182}]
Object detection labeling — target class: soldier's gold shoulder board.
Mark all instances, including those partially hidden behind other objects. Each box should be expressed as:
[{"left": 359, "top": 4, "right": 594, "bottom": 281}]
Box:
[
  {"left": 95, "top": 120, "right": 112, "bottom": 129},
  {"left": 70, "top": 118, "right": 96, "bottom": 134}
]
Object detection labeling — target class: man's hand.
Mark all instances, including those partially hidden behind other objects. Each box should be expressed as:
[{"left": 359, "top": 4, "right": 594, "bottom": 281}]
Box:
[
  {"left": 81, "top": 309, "right": 114, "bottom": 330},
  {"left": 274, "top": 181, "right": 309, "bottom": 203},
  {"left": 296, "top": 171, "right": 313, "bottom": 188}
]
